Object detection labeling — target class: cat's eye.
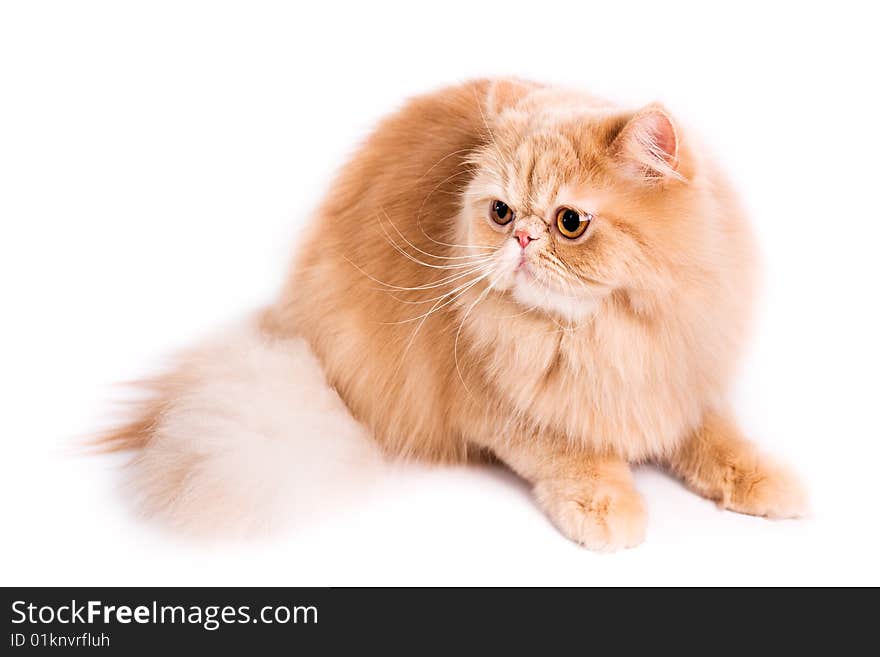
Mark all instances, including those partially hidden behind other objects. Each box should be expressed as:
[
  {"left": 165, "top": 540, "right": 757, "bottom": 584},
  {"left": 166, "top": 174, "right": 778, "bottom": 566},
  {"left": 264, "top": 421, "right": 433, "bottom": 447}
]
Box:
[
  {"left": 489, "top": 200, "right": 514, "bottom": 226},
  {"left": 555, "top": 207, "right": 592, "bottom": 239}
]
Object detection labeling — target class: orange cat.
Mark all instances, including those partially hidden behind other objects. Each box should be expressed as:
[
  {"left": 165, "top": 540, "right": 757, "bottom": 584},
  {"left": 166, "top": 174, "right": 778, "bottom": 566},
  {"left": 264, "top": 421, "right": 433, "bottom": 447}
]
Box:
[{"left": 102, "top": 79, "right": 806, "bottom": 549}]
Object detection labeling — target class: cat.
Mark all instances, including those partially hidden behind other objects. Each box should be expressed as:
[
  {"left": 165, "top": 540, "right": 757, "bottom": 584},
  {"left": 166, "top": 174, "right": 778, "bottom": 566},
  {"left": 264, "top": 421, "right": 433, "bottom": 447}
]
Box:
[{"left": 100, "top": 79, "right": 806, "bottom": 549}]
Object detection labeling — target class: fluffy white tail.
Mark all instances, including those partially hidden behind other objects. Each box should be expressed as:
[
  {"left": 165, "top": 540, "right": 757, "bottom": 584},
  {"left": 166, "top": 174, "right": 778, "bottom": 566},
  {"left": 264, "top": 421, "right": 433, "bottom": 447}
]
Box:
[{"left": 98, "top": 316, "right": 384, "bottom": 536}]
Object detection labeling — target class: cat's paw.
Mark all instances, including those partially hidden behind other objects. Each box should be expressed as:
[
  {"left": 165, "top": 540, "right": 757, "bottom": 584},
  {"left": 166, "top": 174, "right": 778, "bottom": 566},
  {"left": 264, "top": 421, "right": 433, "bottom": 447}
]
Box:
[
  {"left": 533, "top": 477, "right": 647, "bottom": 551},
  {"left": 719, "top": 458, "right": 808, "bottom": 519}
]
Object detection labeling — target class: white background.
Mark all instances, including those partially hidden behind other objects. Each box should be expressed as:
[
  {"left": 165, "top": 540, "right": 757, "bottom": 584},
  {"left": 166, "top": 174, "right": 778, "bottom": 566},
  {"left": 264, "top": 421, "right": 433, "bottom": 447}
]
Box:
[{"left": 2, "top": 1, "right": 878, "bottom": 586}]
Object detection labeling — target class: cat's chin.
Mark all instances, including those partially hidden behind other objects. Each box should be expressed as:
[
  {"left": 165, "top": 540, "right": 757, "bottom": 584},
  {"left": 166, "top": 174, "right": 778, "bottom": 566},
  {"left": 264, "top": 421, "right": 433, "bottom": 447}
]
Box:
[{"left": 510, "top": 269, "right": 600, "bottom": 323}]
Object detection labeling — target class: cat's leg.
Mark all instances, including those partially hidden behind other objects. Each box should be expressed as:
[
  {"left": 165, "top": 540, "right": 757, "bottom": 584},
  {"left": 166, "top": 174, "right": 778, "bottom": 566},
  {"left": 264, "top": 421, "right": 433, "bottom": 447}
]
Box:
[
  {"left": 662, "top": 410, "right": 807, "bottom": 518},
  {"left": 490, "top": 436, "right": 646, "bottom": 551}
]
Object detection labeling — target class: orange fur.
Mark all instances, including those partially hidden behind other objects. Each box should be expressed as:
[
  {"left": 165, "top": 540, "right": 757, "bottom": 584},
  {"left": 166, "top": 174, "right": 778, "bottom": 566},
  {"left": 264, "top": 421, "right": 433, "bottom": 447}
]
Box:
[
  {"left": 102, "top": 79, "right": 805, "bottom": 548},
  {"left": 663, "top": 410, "right": 807, "bottom": 518}
]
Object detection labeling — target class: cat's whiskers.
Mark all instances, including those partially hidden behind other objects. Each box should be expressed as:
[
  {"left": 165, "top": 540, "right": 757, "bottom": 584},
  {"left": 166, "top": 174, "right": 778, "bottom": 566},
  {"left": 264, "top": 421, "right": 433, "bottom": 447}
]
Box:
[
  {"left": 412, "top": 164, "right": 497, "bottom": 253},
  {"left": 382, "top": 267, "right": 494, "bottom": 321},
  {"left": 414, "top": 215, "right": 496, "bottom": 252},
  {"left": 343, "top": 254, "right": 489, "bottom": 293},
  {"left": 412, "top": 166, "right": 497, "bottom": 253},
  {"left": 415, "top": 166, "right": 480, "bottom": 222},
  {"left": 392, "top": 269, "right": 493, "bottom": 378},
  {"left": 380, "top": 233, "right": 494, "bottom": 271},
  {"left": 376, "top": 213, "right": 494, "bottom": 272},
  {"left": 380, "top": 209, "right": 493, "bottom": 261},
  {"left": 453, "top": 269, "right": 507, "bottom": 398},
  {"left": 414, "top": 147, "right": 476, "bottom": 184},
  {"left": 381, "top": 266, "right": 497, "bottom": 302}
]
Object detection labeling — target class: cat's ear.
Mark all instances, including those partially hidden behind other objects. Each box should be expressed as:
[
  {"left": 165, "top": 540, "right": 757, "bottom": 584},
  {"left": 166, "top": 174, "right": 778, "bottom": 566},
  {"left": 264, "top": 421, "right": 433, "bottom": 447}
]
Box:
[
  {"left": 612, "top": 104, "right": 683, "bottom": 182},
  {"left": 485, "top": 79, "right": 536, "bottom": 119}
]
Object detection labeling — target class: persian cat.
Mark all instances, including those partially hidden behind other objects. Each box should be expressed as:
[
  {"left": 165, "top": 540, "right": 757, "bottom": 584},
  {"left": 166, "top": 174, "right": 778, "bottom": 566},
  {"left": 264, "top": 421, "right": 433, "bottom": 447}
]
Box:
[{"left": 101, "top": 79, "right": 806, "bottom": 549}]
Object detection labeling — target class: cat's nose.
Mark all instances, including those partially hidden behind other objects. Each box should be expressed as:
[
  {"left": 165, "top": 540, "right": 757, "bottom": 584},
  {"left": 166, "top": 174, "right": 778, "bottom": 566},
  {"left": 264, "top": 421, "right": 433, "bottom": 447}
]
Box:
[{"left": 514, "top": 229, "right": 538, "bottom": 249}]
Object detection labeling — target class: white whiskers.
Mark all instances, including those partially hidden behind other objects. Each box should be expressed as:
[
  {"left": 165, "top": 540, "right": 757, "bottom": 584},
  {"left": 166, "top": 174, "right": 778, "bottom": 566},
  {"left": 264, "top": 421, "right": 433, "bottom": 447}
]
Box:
[{"left": 453, "top": 269, "right": 507, "bottom": 397}]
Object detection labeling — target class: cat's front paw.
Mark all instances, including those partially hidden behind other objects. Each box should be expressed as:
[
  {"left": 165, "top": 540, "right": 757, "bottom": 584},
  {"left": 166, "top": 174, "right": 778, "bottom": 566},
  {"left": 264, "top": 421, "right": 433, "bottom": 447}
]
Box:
[
  {"left": 719, "top": 458, "right": 808, "bottom": 519},
  {"left": 533, "top": 476, "right": 647, "bottom": 551}
]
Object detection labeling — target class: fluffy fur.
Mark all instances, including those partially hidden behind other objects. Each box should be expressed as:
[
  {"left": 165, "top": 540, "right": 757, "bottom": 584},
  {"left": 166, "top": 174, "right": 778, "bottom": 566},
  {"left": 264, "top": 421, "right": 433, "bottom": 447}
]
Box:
[
  {"left": 102, "top": 79, "right": 806, "bottom": 549},
  {"left": 101, "top": 318, "right": 383, "bottom": 535}
]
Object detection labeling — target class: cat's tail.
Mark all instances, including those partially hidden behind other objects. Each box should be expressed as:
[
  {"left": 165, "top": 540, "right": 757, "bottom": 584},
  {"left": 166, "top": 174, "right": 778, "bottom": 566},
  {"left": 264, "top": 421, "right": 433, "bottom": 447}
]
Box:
[{"left": 94, "top": 314, "right": 385, "bottom": 536}]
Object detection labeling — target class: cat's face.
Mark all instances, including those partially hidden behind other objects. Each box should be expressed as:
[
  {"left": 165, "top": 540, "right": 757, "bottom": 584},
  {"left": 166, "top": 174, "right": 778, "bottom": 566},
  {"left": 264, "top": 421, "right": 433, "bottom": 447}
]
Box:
[{"left": 458, "top": 85, "right": 692, "bottom": 321}]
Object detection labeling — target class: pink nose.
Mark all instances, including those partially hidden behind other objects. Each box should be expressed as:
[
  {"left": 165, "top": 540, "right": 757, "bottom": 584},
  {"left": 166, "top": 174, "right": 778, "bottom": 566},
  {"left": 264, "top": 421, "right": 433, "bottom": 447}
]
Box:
[{"left": 515, "top": 229, "right": 536, "bottom": 249}]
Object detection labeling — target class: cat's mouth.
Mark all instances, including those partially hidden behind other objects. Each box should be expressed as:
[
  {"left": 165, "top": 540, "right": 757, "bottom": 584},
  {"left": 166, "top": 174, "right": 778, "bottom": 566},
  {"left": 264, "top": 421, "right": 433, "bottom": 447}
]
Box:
[{"left": 494, "top": 245, "right": 600, "bottom": 318}]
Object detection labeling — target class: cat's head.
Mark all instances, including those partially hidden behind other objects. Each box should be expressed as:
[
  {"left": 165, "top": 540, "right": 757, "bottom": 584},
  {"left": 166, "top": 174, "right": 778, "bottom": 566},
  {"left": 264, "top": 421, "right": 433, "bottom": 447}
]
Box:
[{"left": 458, "top": 80, "right": 703, "bottom": 321}]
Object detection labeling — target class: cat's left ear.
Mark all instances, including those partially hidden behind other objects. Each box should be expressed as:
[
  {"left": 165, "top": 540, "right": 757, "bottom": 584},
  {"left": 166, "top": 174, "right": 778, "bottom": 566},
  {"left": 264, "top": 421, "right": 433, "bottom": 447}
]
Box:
[{"left": 613, "top": 104, "right": 683, "bottom": 182}]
